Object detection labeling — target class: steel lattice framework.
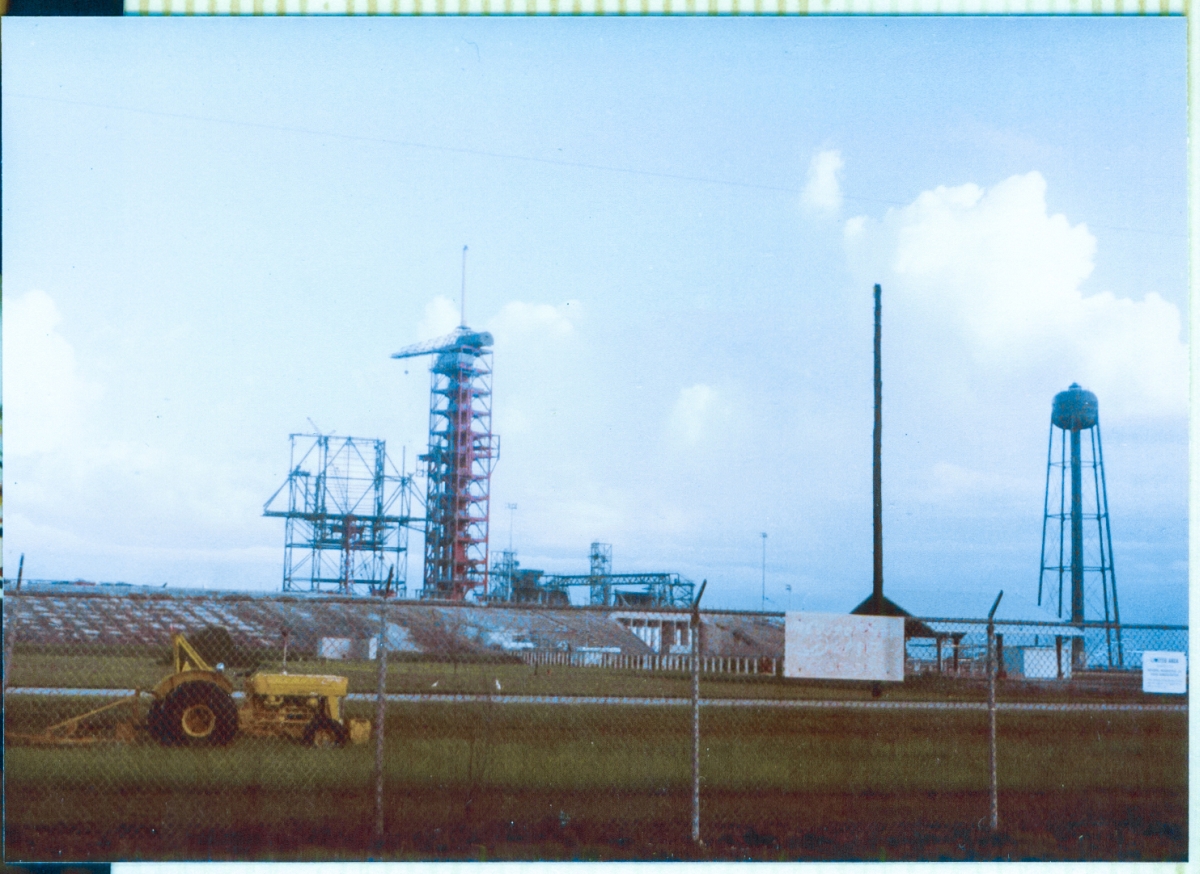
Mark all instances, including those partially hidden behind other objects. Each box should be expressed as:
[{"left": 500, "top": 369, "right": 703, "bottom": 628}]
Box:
[
  {"left": 544, "top": 572, "right": 696, "bottom": 608},
  {"left": 264, "top": 434, "right": 416, "bottom": 596},
  {"left": 487, "top": 542, "right": 695, "bottom": 608},
  {"left": 394, "top": 327, "right": 500, "bottom": 600},
  {"left": 1037, "top": 383, "right": 1123, "bottom": 668},
  {"left": 589, "top": 541, "right": 613, "bottom": 606}
]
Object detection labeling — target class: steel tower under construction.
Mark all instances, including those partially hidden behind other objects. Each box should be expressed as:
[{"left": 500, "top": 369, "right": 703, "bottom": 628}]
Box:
[
  {"left": 263, "top": 434, "right": 415, "bottom": 596},
  {"left": 393, "top": 252, "right": 499, "bottom": 602}
]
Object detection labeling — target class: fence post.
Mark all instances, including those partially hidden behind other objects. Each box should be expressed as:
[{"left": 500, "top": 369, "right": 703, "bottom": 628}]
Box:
[
  {"left": 374, "top": 587, "right": 391, "bottom": 846},
  {"left": 987, "top": 590, "right": 1003, "bottom": 834},
  {"left": 4, "top": 557, "right": 24, "bottom": 695},
  {"left": 2, "top": 592, "right": 18, "bottom": 695},
  {"left": 691, "top": 580, "right": 707, "bottom": 848}
]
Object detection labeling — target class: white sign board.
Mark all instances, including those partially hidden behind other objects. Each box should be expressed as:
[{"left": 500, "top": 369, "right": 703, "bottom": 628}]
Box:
[
  {"left": 1142, "top": 651, "right": 1187, "bottom": 694},
  {"left": 1023, "top": 647, "right": 1071, "bottom": 680},
  {"left": 784, "top": 612, "right": 905, "bottom": 682},
  {"left": 318, "top": 637, "right": 352, "bottom": 660}
]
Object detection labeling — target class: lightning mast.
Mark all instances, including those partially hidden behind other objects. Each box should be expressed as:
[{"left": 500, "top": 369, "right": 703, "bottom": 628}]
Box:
[{"left": 393, "top": 247, "right": 499, "bottom": 600}]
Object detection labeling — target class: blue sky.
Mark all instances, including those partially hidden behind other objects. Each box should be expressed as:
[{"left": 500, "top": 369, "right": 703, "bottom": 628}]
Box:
[{"left": 2, "top": 18, "right": 1187, "bottom": 622}]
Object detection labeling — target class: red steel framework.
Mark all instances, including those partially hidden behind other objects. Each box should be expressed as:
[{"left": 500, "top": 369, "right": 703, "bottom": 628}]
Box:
[{"left": 394, "top": 327, "right": 499, "bottom": 600}]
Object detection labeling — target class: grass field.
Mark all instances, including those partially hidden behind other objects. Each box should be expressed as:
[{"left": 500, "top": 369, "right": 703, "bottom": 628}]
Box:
[{"left": 4, "top": 669, "right": 1187, "bottom": 862}]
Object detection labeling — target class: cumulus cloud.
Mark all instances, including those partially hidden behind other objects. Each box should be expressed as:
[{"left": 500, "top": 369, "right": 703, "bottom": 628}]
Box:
[
  {"left": 844, "top": 172, "right": 1186, "bottom": 421},
  {"left": 801, "top": 149, "right": 844, "bottom": 215},
  {"left": 3, "top": 289, "right": 103, "bottom": 456},
  {"left": 487, "top": 300, "right": 577, "bottom": 342},
  {"left": 415, "top": 296, "right": 462, "bottom": 340},
  {"left": 669, "top": 384, "right": 718, "bottom": 446}
]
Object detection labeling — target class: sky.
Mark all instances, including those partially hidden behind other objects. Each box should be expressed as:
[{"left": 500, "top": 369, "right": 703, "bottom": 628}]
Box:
[{"left": 2, "top": 18, "right": 1187, "bottom": 622}]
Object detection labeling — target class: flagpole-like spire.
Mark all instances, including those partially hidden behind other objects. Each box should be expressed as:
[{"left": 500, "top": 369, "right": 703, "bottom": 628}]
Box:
[{"left": 460, "top": 245, "right": 468, "bottom": 328}]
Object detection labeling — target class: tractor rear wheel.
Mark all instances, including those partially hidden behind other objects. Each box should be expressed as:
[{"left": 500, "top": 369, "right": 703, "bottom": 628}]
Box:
[
  {"left": 303, "top": 716, "right": 347, "bottom": 749},
  {"left": 152, "top": 681, "right": 238, "bottom": 746}
]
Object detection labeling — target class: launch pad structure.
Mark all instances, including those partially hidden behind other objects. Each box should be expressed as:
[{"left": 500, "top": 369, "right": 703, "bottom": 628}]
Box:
[
  {"left": 393, "top": 326, "right": 499, "bottom": 601},
  {"left": 264, "top": 434, "right": 417, "bottom": 597},
  {"left": 265, "top": 252, "right": 691, "bottom": 609},
  {"left": 489, "top": 542, "right": 696, "bottom": 608}
]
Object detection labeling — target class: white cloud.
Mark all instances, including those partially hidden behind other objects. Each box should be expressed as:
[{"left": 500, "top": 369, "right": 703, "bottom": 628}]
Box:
[
  {"left": 3, "top": 290, "right": 280, "bottom": 582},
  {"left": 844, "top": 172, "right": 1187, "bottom": 421},
  {"left": 487, "top": 300, "right": 577, "bottom": 342},
  {"left": 669, "top": 383, "right": 717, "bottom": 446},
  {"left": 3, "top": 289, "right": 103, "bottom": 456},
  {"left": 415, "top": 296, "right": 461, "bottom": 341},
  {"left": 801, "top": 149, "right": 844, "bottom": 215}
]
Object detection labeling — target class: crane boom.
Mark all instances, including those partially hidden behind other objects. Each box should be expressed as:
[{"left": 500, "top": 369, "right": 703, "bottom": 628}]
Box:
[{"left": 391, "top": 327, "right": 493, "bottom": 361}]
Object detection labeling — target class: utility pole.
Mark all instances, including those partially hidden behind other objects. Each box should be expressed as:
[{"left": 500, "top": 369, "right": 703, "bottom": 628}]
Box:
[{"left": 872, "top": 283, "right": 884, "bottom": 616}]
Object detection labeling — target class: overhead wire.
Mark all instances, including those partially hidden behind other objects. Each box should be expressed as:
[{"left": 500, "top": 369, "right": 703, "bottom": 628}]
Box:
[{"left": 6, "top": 90, "right": 1185, "bottom": 238}]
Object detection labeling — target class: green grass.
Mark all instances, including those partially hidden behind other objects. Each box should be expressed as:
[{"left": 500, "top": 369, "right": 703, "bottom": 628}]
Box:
[
  {"left": 7, "top": 700, "right": 1184, "bottom": 794},
  {"left": 5, "top": 697, "right": 1185, "bottom": 861}
]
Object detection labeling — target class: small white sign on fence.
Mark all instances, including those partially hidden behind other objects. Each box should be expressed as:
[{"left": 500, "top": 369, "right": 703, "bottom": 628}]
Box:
[
  {"left": 784, "top": 612, "right": 905, "bottom": 682},
  {"left": 318, "top": 637, "right": 352, "bottom": 660},
  {"left": 1142, "top": 651, "right": 1187, "bottom": 694}
]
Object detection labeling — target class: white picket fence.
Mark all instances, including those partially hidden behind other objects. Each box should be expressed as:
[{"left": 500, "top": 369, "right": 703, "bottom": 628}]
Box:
[{"left": 521, "top": 649, "right": 778, "bottom": 676}]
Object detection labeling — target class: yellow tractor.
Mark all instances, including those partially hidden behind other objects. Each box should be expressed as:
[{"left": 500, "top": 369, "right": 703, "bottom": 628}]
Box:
[{"left": 146, "top": 633, "right": 367, "bottom": 748}]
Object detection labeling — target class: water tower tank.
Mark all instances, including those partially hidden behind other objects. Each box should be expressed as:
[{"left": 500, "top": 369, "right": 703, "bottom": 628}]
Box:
[{"left": 1050, "top": 383, "right": 1098, "bottom": 431}]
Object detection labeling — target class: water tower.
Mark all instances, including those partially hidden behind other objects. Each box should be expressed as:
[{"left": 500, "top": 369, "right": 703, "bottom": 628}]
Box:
[{"left": 1037, "top": 383, "right": 1122, "bottom": 668}]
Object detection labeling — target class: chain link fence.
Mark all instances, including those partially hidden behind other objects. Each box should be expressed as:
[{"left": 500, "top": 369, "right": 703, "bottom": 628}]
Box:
[
  {"left": 904, "top": 618, "right": 1187, "bottom": 681},
  {"left": 3, "top": 585, "right": 1188, "bottom": 861}
]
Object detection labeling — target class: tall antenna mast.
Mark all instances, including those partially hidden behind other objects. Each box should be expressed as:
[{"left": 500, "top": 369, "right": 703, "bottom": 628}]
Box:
[{"left": 460, "top": 245, "right": 468, "bottom": 328}]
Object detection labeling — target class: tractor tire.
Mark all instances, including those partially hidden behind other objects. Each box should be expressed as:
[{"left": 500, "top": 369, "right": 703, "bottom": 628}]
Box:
[
  {"left": 303, "top": 716, "right": 348, "bottom": 749},
  {"left": 146, "top": 699, "right": 170, "bottom": 744},
  {"left": 154, "top": 681, "right": 238, "bottom": 747}
]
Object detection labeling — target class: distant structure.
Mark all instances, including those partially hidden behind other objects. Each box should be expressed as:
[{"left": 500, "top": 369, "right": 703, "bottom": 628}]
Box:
[
  {"left": 589, "top": 541, "right": 613, "bottom": 606},
  {"left": 264, "top": 434, "right": 416, "bottom": 596},
  {"left": 393, "top": 247, "right": 500, "bottom": 601},
  {"left": 1038, "top": 383, "right": 1122, "bottom": 668},
  {"left": 488, "top": 542, "right": 694, "bottom": 608}
]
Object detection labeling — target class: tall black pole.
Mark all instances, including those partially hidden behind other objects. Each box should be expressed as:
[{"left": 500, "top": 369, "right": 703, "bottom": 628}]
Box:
[
  {"left": 872, "top": 284, "right": 883, "bottom": 615},
  {"left": 691, "top": 579, "right": 707, "bottom": 846}
]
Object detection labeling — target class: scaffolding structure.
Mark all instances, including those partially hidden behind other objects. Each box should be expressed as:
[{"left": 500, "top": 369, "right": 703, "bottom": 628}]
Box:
[
  {"left": 488, "top": 542, "right": 695, "bottom": 608},
  {"left": 264, "top": 434, "right": 416, "bottom": 596},
  {"left": 488, "top": 549, "right": 518, "bottom": 602},
  {"left": 394, "top": 327, "right": 499, "bottom": 600},
  {"left": 1037, "top": 383, "right": 1122, "bottom": 667},
  {"left": 589, "top": 541, "right": 613, "bottom": 606},
  {"left": 547, "top": 571, "right": 694, "bottom": 608}
]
